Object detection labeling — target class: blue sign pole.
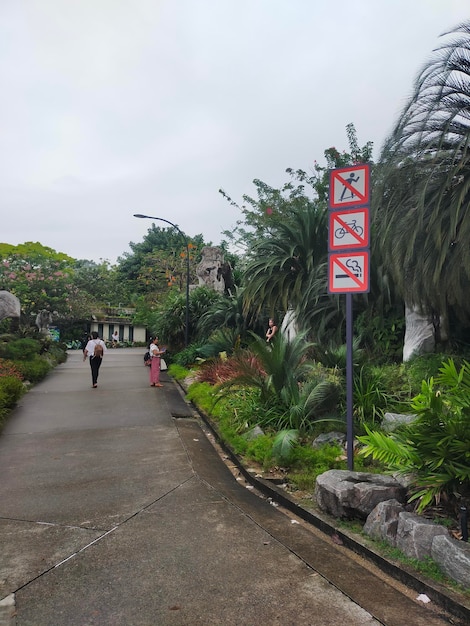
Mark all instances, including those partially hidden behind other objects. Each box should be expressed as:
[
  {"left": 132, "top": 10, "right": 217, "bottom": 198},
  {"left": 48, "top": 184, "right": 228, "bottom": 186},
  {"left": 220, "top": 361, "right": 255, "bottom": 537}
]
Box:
[{"left": 346, "top": 293, "right": 354, "bottom": 470}]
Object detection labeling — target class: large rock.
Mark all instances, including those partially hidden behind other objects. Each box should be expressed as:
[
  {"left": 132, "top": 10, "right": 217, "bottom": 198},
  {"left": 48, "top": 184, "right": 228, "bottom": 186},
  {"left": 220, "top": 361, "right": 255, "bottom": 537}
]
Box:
[
  {"left": 314, "top": 470, "right": 407, "bottom": 520},
  {"left": 363, "top": 499, "right": 405, "bottom": 545},
  {"left": 196, "top": 246, "right": 226, "bottom": 294},
  {"left": 431, "top": 534, "right": 470, "bottom": 589},
  {"left": 312, "top": 432, "right": 346, "bottom": 449},
  {"left": 396, "top": 512, "right": 448, "bottom": 560},
  {"left": 0, "top": 290, "right": 20, "bottom": 320},
  {"left": 382, "top": 412, "right": 417, "bottom": 432}
]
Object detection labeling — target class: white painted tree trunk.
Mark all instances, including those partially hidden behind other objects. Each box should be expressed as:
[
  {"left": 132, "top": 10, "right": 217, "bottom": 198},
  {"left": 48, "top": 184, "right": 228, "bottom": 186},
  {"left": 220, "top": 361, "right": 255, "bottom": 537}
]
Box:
[
  {"left": 402, "top": 303, "right": 435, "bottom": 362},
  {"left": 280, "top": 308, "right": 298, "bottom": 342}
]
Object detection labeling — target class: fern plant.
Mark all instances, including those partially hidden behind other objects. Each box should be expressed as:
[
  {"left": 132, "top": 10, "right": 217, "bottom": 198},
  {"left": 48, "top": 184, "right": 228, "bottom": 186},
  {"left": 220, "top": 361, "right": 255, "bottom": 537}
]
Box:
[{"left": 359, "top": 359, "right": 470, "bottom": 513}]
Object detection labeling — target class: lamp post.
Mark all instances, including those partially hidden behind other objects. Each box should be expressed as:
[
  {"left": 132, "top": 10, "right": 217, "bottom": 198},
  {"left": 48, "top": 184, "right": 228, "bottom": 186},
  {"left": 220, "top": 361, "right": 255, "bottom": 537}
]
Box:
[{"left": 134, "top": 213, "right": 190, "bottom": 347}]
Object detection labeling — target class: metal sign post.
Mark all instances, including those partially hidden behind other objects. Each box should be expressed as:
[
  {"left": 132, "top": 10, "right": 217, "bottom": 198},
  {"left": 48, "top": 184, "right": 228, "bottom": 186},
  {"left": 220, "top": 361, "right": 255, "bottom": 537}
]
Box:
[{"left": 328, "top": 164, "right": 371, "bottom": 471}]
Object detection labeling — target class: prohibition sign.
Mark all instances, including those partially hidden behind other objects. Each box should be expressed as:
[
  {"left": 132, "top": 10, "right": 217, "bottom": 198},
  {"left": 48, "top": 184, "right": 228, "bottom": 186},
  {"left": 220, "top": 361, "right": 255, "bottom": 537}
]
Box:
[
  {"left": 329, "top": 164, "right": 370, "bottom": 209},
  {"left": 329, "top": 207, "right": 369, "bottom": 250},
  {"left": 328, "top": 251, "right": 370, "bottom": 293}
]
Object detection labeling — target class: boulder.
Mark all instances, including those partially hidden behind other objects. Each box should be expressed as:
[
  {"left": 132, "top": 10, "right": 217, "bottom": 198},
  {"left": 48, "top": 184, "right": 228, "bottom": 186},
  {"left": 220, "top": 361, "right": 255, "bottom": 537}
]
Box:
[
  {"left": 312, "top": 432, "right": 346, "bottom": 449},
  {"left": 244, "top": 426, "right": 264, "bottom": 441},
  {"left": 363, "top": 499, "right": 405, "bottom": 545},
  {"left": 0, "top": 290, "right": 20, "bottom": 320},
  {"left": 314, "top": 470, "right": 407, "bottom": 520},
  {"left": 382, "top": 412, "right": 417, "bottom": 432},
  {"left": 396, "top": 512, "right": 448, "bottom": 560},
  {"left": 431, "top": 534, "right": 470, "bottom": 589}
]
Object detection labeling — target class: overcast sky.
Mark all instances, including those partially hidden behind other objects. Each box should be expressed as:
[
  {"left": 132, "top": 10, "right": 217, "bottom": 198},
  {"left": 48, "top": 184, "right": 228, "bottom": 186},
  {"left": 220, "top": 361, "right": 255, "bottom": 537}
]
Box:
[{"left": 1, "top": 1, "right": 468, "bottom": 264}]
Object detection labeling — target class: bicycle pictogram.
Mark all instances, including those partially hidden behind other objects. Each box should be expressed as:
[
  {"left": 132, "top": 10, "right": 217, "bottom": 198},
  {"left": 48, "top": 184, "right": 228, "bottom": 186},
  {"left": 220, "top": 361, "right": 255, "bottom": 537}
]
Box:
[{"left": 334, "top": 219, "right": 364, "bottom": 239}]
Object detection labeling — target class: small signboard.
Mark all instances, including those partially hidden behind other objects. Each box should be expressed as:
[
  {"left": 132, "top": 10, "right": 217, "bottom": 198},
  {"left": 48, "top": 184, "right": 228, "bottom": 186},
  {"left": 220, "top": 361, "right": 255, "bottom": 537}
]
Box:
[
  {"left": 329, "top": 207, "right": 369, "bottom": 250},
  {"left": 329, "top": 164, "right": 370, "bottom": 209},
  {"left": 328, "top": 251, "right": 370, "bottom": 293}
]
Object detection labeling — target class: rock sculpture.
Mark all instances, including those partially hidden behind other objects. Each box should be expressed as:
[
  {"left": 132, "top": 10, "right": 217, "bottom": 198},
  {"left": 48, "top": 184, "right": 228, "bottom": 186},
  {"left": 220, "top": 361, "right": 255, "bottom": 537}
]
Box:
[
  {"left": 35, "top": 310, "right": 53, "bottom": 333},
  {"left": 0, "top": 290, "right": 21, "bottom": 321},
  {"left": 196, "top": 246, "right": 229, "bottom": 294}
]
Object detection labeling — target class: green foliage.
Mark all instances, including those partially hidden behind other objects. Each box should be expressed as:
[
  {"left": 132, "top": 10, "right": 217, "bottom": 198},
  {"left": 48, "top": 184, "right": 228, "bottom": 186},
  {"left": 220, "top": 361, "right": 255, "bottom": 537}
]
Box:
[
  {"left": 375, "top": 22, "right": 470, "bottom": 327},
  {"left": 15, "top": 357, "right": 52, "bottom": 383},
  {"left": 0, "top": 338, "right": 40, "bottom": 361},
  {"left": 215, "top": 332, "right": 341, "bottom": 433},
  {"left": 152, "top": 286, "right": 222, "bottom": 349},
  {"left": 173, "top": 344, "right": 202, "bottom": 368},
  {"left": 117, "top": 224, "right": 205, "bottom": 295},
  {"left": 0, "top": 242, "right": 92, "bottom": 320},
  {"left": 197, "top": 328, "right": 242, "bottom": 359},
  {"left": 359, "top": 358, "right": 470, "bottom": 512},
  {"left": 72, "top": 259, "right": 132, "bottom": 308},
  {"left": 288, "top": 444, "right": 345, "bottom": 491},
  {"left": 356, "top": 311, "right": 405, "bottom": 360},
  {"left": 311, "top": 338, "right": 364, "bottom": 369},
  {"left": 0, "top": 375, "right": 25, "bottom": 420},
  {"left": 403, "top": 353, "right": 462, "bottom": 396},
  {"left": 353, "top": 365, "right": 404, "bottom": 426},
  {"left": 167, "top": 364, "right": 190, "bottom": 381},
  {"left": 243, "top": 434, "right": 274, "bottom": 470},
  {"left": 272, "top": 429, "right": 299, "bottom": 463},
  {"left": 196, "top": 289, "right": 249, "bottom": 343},
  {"left": 374, "top": 542, "right": 448, "bottom": 584},
  {"left": 185, "top": 382, "right": 217, "bottom": 415}
]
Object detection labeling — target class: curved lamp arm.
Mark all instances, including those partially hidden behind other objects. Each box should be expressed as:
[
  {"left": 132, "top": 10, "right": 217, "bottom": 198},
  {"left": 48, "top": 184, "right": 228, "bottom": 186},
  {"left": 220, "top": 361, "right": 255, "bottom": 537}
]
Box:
[{"left": 133, "top": 213, "right": 190, "bottom": 346}]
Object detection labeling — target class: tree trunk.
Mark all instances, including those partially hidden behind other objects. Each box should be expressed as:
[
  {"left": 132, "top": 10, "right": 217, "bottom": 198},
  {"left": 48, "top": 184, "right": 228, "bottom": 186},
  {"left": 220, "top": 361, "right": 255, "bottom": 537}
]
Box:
[{"left": 403, "top": 303, "right": 435, "bottom": 362}]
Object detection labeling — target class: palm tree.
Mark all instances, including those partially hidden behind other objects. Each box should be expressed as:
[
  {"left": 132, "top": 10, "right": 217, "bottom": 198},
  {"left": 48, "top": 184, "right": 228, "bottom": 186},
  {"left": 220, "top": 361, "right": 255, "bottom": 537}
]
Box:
[
  {"left": 375, "top": 21, "right": 470, "bottom": 355},
  {"left": 195, "top": 287, "right": 250, "bottom": 342},
  {"left": 242, "top": 203, "right": 341, "bottom": 341},
  {"left": 218, "top": 331, "right": 340, "bottom": 432}
]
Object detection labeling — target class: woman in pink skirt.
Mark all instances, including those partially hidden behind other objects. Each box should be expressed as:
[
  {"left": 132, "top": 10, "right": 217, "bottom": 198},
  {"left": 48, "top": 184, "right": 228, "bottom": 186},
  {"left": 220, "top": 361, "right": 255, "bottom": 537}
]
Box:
[{"left": 149, "top": 337, "right": 164, "bottom": 387}]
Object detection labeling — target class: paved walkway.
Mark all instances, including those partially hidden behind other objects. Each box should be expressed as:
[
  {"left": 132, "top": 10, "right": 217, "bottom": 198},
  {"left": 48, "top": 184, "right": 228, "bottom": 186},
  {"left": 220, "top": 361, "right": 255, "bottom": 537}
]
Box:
[{"left": 0, "top": 348, "right": 457, "bottom": 625}]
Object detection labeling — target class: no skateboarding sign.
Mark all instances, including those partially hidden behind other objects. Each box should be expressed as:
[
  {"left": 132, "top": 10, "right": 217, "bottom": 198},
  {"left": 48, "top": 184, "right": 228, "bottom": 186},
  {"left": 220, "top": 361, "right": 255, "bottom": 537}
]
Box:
[{"left": 329, "top": 164, "right": 370, "bottom": 209}]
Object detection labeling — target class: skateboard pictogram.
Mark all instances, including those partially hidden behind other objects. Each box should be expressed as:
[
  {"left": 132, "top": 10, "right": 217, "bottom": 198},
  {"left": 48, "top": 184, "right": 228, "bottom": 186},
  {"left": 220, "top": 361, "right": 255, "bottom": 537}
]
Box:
[{"left": 329, "top": 164, "right": 370, "bottom": 209}]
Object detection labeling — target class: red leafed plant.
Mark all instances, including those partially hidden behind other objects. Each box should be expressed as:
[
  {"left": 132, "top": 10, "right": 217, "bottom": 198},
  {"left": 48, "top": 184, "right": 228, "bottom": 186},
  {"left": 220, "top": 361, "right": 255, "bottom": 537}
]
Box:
[
  {"left": 0, "top": 358, "right": 24, "bottom": 381},
  {"left": 196, "top": 350, "right": 266, "bottom": 385}
]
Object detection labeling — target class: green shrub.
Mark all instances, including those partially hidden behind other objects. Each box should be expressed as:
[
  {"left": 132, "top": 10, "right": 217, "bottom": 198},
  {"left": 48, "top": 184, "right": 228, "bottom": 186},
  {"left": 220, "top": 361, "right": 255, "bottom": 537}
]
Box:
[
  {"left": 42, "top": 341, "right": 68, "bottom": 363},
  {"left": 404, "top": 353, "right": 462, "bottom": 395},
  {"left": 359, "top": 358, "right": 470, "bottom": 513},
  {"left": 186, "top": 381, "right": 217, "bottom": 415},
  {"left": 0, "top": 338, "right": 41, "bottom": 361},
  {"left": 352, "top": 364, "right": 405, "bottom": 426},
  {"left": 168, "top": 364, "right": 191, "bottom": 380},
  {"left": 0, "top": 375, "right": 25, "bottom": 418},
  {"left": 16, "top": 357, "right": 52, "bottom": 383},
  {"left": 173, "top": 345, "right": 202, "bottom": 368},
  {"left": 244, "top": 434, "right": 274, "bottom": 470}
]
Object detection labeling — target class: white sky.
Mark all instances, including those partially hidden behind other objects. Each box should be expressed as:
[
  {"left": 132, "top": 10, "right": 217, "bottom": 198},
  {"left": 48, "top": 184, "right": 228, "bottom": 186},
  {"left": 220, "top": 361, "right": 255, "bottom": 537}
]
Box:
[{"left": 1, "top": 1, "right": 468, "bottom": 264}]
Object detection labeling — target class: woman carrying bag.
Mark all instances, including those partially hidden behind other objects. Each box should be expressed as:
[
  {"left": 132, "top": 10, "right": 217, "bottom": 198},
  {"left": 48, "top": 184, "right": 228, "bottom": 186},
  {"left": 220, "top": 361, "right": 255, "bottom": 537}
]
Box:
[{"left": 149, "top": 337, "right": 165, "bottom": 387}]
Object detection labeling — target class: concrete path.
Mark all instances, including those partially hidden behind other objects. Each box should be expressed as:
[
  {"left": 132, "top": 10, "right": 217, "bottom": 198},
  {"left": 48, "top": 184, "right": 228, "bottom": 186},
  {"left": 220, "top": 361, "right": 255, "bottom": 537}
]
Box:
[{"left": 0, "top": 348, "right": 455, "bottom": 625}]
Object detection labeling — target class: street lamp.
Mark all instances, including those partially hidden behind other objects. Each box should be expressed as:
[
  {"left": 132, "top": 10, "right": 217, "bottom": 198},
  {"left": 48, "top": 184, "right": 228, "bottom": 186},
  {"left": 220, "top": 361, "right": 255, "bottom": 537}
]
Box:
[{"left": 133, "top": 213, "right": 190, "bottom": 347}]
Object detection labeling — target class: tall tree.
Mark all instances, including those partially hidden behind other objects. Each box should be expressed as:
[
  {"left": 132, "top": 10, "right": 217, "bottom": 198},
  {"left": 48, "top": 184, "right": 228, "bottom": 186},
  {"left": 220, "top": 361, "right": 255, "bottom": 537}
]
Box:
[
  {"left": 222, "top": 125, "right": 375, "bottom": 343},
  {"left": 0, "top": 242, "right": 92, "bottom": 321},
  {"left": 117, "top": 225, "right": 204, "bottom": 297},
  {"left": 375, "top": 21, "right": 470, "bottom": 351}
]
